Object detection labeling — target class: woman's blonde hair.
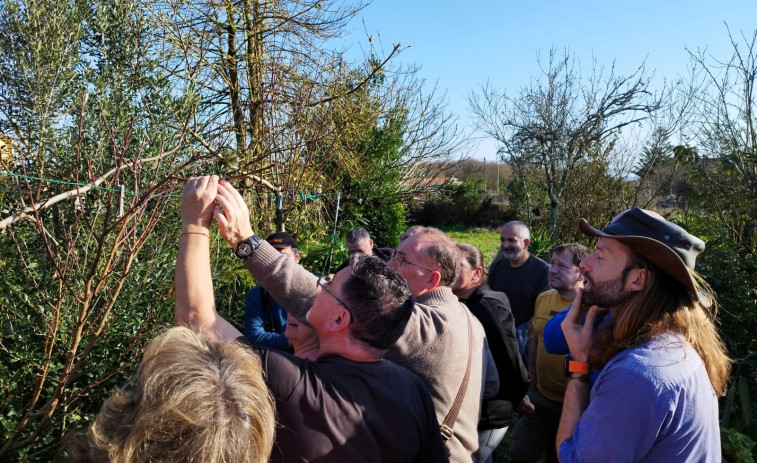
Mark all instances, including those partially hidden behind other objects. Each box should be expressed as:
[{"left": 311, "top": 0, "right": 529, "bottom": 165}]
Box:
[{"left": 69, "top": 327, "right": 275, "bottom": 463}]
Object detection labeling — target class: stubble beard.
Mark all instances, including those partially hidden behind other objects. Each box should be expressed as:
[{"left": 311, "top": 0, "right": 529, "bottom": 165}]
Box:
[{"left": 582, "top": 276, "right": 636, "bottom": 309}]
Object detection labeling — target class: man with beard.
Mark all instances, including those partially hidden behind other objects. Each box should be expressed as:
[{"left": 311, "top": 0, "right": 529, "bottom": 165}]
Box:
[
  {"left": 557, "top": 208, "right": 730, "bottom": 462},
  {"left": 488, "top": 221, "right": 549, "bottom": 358}
]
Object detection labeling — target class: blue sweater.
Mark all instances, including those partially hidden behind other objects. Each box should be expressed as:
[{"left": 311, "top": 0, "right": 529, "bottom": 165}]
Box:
[{"left": 559, "top": 333, "right": 721, "bottom": 462}]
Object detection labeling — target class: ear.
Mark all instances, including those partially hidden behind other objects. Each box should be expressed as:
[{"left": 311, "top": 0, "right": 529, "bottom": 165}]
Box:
[
  {"left": 625, "top": 268, "right": 648, "bottom": 292},
  {"left": 523, "top": 238, "right": 531, "bottom": 248},
  {"left": 294, "top": 250, "right": 302, "bottom": 263},
  {"left": 327, "top": 307, "right": 351, "bottom": 333},
  {"left": 369, "top": 239, "right": 374, "bottom": 247},
  {"left": 472, "top": 266, "right": 483, "bottom": 284},
  {"left": 424, "top": 270, "right": 442, "bottom": 291}
]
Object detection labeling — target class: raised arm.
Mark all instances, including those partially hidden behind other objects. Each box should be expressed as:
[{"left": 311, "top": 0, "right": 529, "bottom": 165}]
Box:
[
  {"left": 556, "top": 289, "right": 599, "bottom": 453},
  {"left": 215, "top": 179, "right": 318, "bottom": 320},
  {"left": 174, "top": 176, "right": 242, "bottom": 342}
]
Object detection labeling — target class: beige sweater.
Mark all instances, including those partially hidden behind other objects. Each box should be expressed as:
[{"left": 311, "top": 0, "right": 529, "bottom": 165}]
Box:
[{"left": 245, "top": 242, "right": 498, "bottom": 463}]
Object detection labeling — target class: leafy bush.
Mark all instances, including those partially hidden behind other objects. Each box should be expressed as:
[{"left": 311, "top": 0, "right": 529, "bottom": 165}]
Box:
[
  {"left": 722, "top": 426, "right": 756, "bottom": 463},
  {"left": 410, "top": 178, "right": 515, "bottom": 227}
]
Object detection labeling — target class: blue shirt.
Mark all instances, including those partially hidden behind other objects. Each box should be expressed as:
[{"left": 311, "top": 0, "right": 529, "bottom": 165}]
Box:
[
  {"left": 543, "top": 304, "right": 610, "bottom": 355},
  {"left": 559, "top": 333, "right": 721, "bottom": 463},
  {"left": 244, "top": 285, "right": 292, "bottom": 352}
]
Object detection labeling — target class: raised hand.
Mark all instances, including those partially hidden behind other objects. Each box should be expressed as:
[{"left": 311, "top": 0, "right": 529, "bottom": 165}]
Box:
[
  {"left": 560, "top": 288, "right": 602, "bottom": 362},
  {"left": 215, "top": 179, "right": 255, "bottom": 249},
  {"left": 181, "top": 176, "right": 219, "bottom": 233}
]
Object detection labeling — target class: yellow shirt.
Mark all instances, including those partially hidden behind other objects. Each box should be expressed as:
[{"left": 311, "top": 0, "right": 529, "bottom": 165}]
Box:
[{"left": 533, "top": 289, "right": 574, "bottom": 402}]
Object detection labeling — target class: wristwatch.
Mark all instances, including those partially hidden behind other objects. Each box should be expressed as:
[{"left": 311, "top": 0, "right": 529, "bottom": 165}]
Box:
[
  {"left": 563, "top": 355, "right": 590, "bottom": 377},
  {"left": 235, "top": 235, "right": 262, "bottom": 260}
]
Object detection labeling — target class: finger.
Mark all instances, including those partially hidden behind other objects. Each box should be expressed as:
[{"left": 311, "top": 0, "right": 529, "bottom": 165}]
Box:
[
  {"left": 582, "top": 305, "right": 600, "bottom": 336},
  {"left": 206, "top": 175, "right": 219, "bottom": 194},
  {"left": 183, "top": 176, "right": 199, "bottom": 195},
  {"left": 220, "top": 179, "right": 247, "bottom": 211},
  {"left": 215, "top": 193, "right": 235, "bottom": 222},
  {"left": 565, "top": 288, "right": 583, "bottom": 325},
  {"left": 216, "top": 181, "right": 239, "bottom": 208},
  {"left": 213, "top": 206, "right": 227, "bottom": 228}
]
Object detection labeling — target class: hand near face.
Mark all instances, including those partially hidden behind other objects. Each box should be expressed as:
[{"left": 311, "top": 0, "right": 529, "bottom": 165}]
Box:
[
  {"left": 181, "top": 176, "right": 219, "bottom": 233},
  {"left": 214, "top": 179, "right": 255, "bottom": 249},
  {"left": 560, "top": 288, "right": 602, "bottom": 362}
]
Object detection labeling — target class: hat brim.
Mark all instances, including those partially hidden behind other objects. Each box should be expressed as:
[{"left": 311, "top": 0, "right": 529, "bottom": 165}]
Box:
[{"left": 579, "top": 218, "right": 696, "bottom": 292}]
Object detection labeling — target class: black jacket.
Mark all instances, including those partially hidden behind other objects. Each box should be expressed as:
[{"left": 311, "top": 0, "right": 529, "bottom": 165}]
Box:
[{"left": 461, "top": 283, "right": 530, "bottom": 429}]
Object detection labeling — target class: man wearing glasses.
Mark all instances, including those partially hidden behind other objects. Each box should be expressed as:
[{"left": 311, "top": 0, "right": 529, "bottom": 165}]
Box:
[
  {"left": 204, "top": 174, "right": 496, "bottom": 462},
  {"left": 175, "top": 176, "right": 447, "bottom": 463}
]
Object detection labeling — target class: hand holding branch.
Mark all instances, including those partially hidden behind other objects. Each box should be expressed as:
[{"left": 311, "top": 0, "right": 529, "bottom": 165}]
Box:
[
  {"left": 181, "top": 176, "right": 219, "bottom": 233},
  {"left": 215, "top": 179, "right": 255, "bottom": 249}
]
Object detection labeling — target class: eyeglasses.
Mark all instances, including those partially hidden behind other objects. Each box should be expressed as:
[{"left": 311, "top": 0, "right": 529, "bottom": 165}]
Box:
[
  {"left": 393, "top": 253, "right": 434, "bottom": 273},
  {"left": 317, "top": 275, "right": 353, "bottom": 315}
]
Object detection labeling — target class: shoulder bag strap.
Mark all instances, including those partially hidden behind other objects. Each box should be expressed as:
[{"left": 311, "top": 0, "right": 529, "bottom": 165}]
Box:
[{"left": 440, "top": 307, "right": 473, "bottom": 442}]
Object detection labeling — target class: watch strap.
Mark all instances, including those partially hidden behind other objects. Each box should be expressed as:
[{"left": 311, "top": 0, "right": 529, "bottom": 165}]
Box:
[
  {"left": 235, "top": 234, "right": 262, "bottom": 259},
  {"left": 564, "top": 355, "right": 590, "bottom": 376}
]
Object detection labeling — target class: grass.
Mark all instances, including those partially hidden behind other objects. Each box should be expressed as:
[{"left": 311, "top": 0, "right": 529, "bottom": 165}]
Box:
[{"left": 440, "top": 224, "right": 502, "bottom": 266}]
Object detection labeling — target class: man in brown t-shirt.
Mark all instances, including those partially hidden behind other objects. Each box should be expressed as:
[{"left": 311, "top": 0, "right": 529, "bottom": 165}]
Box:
[{"left": 175, "top": 176, "right": 447, "bottom": 463}]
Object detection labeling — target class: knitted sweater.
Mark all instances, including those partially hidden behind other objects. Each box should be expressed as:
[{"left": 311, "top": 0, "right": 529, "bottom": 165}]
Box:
[{"left": 244, "top": 242, "right": 497, "bottom": 463}]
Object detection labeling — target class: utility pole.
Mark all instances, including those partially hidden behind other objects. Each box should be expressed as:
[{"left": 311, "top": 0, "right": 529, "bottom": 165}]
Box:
[
  {"left": 496, "top": 160, "right": 500, "bottom": 195},
  {"left": 483, "top": 158, "right": 487, "bottom": 191}
]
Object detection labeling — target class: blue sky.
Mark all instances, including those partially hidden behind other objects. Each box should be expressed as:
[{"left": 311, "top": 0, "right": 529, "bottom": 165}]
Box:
[{"left": 343, "top": 1, "right": 757, "bottom": 160}]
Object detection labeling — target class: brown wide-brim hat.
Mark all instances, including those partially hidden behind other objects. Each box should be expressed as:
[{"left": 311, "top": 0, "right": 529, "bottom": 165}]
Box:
[{"left": 579, "top": 207, "right": 705, "bottom": 292}]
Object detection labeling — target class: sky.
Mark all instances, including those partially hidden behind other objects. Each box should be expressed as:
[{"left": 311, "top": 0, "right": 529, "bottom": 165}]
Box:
[{"left": 341, "top": 0, "right": 757, "bottom": 160}]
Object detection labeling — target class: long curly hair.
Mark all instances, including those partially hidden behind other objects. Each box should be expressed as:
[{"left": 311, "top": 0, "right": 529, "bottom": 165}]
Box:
[
  {"left": 68, "top": 327, "right": 275, "bottom": 463},
  {"left": 590, "top": 260, "right": 731, "bottom": 396}
]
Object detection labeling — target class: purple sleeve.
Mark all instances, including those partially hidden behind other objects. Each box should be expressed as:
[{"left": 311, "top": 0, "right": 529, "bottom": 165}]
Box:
[{"left": 558, "top": 360, "right": 667, "bottom": 462}]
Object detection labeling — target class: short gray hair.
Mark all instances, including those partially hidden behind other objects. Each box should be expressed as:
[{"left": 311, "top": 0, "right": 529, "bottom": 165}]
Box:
[
  {"left": 504, "top": 220, "right": 530, "bottom": 240},
  {"left": 346, "top": 228, "right": 370, "bottom": 244}
]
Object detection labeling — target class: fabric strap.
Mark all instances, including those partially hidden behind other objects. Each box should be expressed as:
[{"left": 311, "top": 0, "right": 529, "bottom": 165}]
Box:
[{"left": 441, "top": 307, "right": 473, "bottom": 442}]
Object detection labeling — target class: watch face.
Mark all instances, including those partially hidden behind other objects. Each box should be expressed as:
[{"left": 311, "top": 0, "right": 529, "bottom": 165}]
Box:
[{"left": 236, "top": 241, "right": 253, "bottom": 258}]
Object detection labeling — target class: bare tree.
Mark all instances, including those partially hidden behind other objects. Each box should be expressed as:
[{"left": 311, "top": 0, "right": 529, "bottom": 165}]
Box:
[
  {"left": 469, "top": 49, "right": 664, "bottom": 238},
  {"left": 684, "top": 26, "right": 757, "bottom": 251}
]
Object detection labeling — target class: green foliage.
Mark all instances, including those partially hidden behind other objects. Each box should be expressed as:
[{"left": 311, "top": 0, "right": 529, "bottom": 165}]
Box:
[
  {"left": 722, "top": 427, "right": 756, "bottom": 463},
  {"left": 505, "top": 165, "right": 548, "bottom": 226},
  {"left": 328, "top": 108, "right": 410, "bottom": 248},
  {"left": 411, "top": 178, "right": 514, "bottom": 228},
  {"left": 527, "top": 227, "right": 557, "bottom": 261},
  {"left": 0, "top": 0, "right": 196, "bottom": 459}
]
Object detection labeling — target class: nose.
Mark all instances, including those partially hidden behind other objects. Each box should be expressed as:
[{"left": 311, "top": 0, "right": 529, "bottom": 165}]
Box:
[
  {"left": 579, "top": 255, "right": 592, "bottom": 273},
  {"left": 388, "top": 257, "right": 398, "bottom": 270}
]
